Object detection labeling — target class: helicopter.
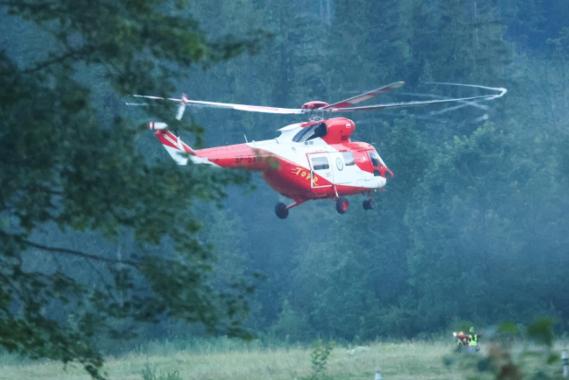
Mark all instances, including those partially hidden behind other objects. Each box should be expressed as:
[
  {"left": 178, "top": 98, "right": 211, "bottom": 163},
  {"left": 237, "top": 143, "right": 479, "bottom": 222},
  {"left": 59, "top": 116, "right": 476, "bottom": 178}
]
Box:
[{"left": 133, "top": 81, "right": 506, "bottom": 219}]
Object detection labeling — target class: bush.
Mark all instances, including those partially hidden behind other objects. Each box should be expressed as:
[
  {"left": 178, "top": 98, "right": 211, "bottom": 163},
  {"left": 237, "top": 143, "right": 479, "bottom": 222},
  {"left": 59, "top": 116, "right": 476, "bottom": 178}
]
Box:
[
  {"left": 304, "top": 340, "right": 334, "bottom": 380},
  {"left": 141, "top": 364, "right": 182, "bottom": 380}
]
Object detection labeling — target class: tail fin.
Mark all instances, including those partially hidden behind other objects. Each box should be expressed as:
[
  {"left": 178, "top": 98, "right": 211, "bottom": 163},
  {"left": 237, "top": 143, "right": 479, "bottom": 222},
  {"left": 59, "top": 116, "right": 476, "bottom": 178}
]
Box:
[{"left": 149, "top": 122, "right": 195, "bottom": 166}]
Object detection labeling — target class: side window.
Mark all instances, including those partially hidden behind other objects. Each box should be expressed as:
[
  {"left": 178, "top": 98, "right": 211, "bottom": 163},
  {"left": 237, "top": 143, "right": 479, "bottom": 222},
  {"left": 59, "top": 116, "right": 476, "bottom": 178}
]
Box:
[
  {"left": 292, "top": 126, "right": 312, "bottom": 142},
  {"left": 342, "top": 151, "right": 355, "bottom": 166},
  {"left": 311, "top": 156, "right": 329, "bottom": 170}
]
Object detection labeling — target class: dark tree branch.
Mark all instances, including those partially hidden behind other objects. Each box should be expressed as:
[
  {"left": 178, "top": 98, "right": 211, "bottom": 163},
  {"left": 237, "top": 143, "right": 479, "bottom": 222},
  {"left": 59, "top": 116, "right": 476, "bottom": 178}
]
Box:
[
  {"left": 21, "top": 45, "right": 97, "bottom": 75},
  {"left": 21, "top": 238, "right": 139, "bottom": 268}
]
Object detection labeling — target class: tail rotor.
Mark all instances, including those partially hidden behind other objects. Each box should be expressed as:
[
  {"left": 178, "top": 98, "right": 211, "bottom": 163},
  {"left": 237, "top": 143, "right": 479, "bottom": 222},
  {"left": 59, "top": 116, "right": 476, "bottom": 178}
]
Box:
[{"left": 175, "top": 94, "right": 189, "bottom": 120}]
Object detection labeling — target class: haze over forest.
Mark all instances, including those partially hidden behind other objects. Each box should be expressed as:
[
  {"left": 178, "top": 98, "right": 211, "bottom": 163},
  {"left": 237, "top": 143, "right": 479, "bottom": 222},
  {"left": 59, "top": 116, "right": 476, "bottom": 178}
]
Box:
[{"left": 1, "top": 0, "right": 568, "bottom": 377}]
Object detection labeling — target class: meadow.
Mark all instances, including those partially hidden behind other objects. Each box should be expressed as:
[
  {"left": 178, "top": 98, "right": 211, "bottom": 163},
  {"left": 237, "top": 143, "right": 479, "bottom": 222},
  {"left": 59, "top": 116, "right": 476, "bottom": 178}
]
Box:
[
  {"left": 0, "top": 339, "right": 479, "bottom": 380},
  {"left": 1, "top": 338, "right": 565, "bottom": 380}
]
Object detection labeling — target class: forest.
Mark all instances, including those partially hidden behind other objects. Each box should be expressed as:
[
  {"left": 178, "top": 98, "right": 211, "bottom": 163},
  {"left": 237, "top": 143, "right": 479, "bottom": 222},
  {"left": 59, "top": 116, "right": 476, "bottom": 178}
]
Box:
[{"left": 1, "top": 0, "right": 569, "bottom": 378}]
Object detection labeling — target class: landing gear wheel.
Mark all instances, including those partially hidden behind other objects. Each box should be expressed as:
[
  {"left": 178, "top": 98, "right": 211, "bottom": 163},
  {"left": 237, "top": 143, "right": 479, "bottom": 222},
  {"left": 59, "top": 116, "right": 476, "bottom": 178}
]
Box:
[
  {"left": 336, "top": 197, "right": 349, "bottom": 214},
  {"left": 275, "top": 202, "right": 289, "bottom": 219},
  {"left": 363, "top": 199, "right": 374, "bottom": 210}
]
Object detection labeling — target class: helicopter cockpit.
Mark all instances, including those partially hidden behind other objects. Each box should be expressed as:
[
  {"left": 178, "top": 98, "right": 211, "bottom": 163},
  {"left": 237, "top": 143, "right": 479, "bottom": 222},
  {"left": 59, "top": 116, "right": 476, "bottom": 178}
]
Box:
[{"left": 368, "top": 150, "right": 391, "bottom": 177}]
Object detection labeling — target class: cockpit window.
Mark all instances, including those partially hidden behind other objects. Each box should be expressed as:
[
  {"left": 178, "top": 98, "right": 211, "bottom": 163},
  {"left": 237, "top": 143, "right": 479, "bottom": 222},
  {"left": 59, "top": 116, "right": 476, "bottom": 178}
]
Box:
[
  {"left": 342, "top": 151, "right": 355, "bottom": 166},
  {"left": 293, "top": 123, "right": 327, "bottom": 143},
  {"left": 369, "top": 151, "right": 380, "bottom": 167}
]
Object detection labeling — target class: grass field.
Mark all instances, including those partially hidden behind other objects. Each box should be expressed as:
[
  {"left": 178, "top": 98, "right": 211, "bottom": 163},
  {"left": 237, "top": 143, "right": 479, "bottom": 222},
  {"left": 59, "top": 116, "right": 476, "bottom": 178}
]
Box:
[{"left": 0, "top": 339, "right": 564, "bottom": 380}]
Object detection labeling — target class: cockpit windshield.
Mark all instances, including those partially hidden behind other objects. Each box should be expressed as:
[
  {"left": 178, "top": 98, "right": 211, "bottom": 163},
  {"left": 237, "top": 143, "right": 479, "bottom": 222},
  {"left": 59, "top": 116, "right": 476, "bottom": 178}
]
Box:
[
  {"left": 293, "top": 123, "right": 327, "bottom": 143},
  {"left": 369, "top": 151, "right": 381, "bottom": 167}
]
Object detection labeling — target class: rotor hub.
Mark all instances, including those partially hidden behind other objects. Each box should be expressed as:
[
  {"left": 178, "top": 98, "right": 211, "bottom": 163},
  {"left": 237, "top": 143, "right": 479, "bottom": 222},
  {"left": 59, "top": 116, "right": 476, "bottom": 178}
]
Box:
[{"left": 301, "top": 100, "right": 329, "bottom": 111}]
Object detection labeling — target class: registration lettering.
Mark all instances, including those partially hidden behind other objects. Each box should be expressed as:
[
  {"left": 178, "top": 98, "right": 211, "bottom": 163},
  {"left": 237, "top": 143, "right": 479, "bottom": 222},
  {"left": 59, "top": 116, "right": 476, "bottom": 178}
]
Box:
[{"left": 291, "top": 167, "right": 318, "bottom": 185}]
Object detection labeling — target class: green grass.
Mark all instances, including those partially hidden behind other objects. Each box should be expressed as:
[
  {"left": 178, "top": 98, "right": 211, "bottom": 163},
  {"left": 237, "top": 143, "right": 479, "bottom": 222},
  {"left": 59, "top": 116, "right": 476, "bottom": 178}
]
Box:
[
  {"left": 0, "top": 340, "right": 465, "bottom": 380},
  {"left": 0, "top": 339, "right": 565, "bottom": 380}
]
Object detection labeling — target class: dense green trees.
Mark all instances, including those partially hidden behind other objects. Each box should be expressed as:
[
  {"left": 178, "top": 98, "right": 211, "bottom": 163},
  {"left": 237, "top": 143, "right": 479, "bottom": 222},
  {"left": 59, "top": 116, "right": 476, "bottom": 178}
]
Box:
[{"left": 191, "top": 0, "right": 568, "bottom": 341}]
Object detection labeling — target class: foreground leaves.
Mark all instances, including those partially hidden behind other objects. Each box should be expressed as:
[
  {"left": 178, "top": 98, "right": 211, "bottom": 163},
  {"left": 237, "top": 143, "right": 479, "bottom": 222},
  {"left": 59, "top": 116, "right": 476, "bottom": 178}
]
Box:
[{"left": 0, "top": 1, "right": 260, "bottom": 377}]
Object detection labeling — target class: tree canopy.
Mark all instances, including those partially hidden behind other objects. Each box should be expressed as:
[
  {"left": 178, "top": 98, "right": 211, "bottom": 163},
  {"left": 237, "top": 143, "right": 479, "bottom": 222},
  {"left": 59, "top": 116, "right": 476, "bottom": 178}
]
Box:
[{"left": 0, "top": 1, "right": 262, "bottom": 377}]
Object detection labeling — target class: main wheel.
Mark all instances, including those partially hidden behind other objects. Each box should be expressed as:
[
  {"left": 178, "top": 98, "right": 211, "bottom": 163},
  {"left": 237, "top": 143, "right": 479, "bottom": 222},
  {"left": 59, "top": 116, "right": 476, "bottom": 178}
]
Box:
[
  {"left": 336, "top": 197, "right": 349, "bottom": 214},
  {"left": 275, "top": 202, "right": 289, "bottom": 219},
  {"left": 363, "top": 199, "right": 373, "bottom": 210}
]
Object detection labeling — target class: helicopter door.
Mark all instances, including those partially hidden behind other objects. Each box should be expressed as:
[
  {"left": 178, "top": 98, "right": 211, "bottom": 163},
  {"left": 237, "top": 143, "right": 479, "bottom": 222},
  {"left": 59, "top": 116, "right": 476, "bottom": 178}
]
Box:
[
  {"left": 307, "top": 154, "right": 333, "bottom": 189},
  {"left": 330, "top": 152, "right": 353, "bottom": 186}
]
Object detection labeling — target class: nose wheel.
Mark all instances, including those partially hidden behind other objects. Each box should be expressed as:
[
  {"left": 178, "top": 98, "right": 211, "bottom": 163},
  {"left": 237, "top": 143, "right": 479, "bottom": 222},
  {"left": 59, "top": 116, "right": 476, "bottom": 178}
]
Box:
[{"left": 363, "top": 199, "right": 374, "bottom": 210}]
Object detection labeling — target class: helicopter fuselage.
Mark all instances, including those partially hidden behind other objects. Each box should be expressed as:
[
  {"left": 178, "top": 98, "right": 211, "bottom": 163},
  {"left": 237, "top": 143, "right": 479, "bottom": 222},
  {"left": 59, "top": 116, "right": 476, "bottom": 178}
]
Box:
[{"left": 154, "top": 117, "right": 392, "bottom": 206}]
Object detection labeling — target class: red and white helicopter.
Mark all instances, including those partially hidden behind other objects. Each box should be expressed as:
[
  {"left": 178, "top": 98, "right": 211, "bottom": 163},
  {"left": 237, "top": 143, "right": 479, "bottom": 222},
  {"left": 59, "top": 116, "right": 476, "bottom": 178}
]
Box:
[{"left": 133, "top": 82, "right": 506, "bottom": 218}]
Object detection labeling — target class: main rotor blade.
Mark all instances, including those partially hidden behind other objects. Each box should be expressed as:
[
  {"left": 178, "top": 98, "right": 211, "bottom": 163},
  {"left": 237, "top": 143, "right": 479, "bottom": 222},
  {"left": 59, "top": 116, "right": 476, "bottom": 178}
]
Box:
[
  {"left": 399, "top": 91, "right": 490, "bottom": 111},
  {"left": 324, "top": 86, "right": 507, "bottom": 113},
  {"left": 176, "top": 103, "right": 186, "bottom": 120},
  {"left": 323, "top": 81, "right": 405, "bottom": 109},
  {"left": 133, "top": 95, "right": 304, "bottom": 115},
  {"left": 124, "top": 102, "right": 149, "bottom": 106}
]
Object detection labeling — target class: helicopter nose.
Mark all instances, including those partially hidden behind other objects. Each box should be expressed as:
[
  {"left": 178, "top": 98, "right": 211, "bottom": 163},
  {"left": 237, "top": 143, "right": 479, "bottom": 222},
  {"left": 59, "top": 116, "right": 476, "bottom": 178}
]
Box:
[
  {"left": 376, "top": 175, "right": 387, "bottom": 188},
  {"left": 378, "top": 165, "right": 394, "bottom": 178}
]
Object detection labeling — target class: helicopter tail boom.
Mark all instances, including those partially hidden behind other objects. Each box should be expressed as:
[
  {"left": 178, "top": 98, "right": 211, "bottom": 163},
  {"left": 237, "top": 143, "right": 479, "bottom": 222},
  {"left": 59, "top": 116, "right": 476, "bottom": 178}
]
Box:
[{"left": 149, "top": 122, "right": 197, "bottom": 166}]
